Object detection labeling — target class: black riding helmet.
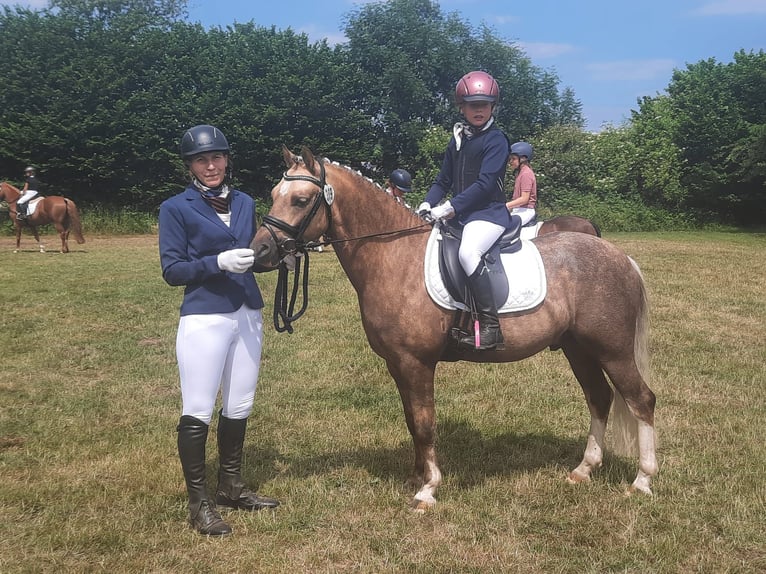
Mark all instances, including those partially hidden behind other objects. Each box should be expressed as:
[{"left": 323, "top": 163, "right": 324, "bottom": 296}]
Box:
[
  {"left": 390, "top": 168, "right": 412, "bottom": 193},
  {"left": 180, "top": 125, "right": 230, "bottom": 159}
]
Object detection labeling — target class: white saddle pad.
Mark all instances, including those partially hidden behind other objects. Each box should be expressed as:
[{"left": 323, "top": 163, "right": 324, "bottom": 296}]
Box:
[
  {"left": 27, "top": 197, "right": 43, "bottom": 216},
  {"left": 424, "top": 225, "right": 547, "bottom": 313},
  {"left": 520, "top": 222, "right": 543, "bottom": 240}
]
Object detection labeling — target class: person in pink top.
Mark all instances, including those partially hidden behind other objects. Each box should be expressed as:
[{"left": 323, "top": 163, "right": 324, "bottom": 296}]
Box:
[{"left": 505, "top": 141, "right": 537, "bottom": 226}]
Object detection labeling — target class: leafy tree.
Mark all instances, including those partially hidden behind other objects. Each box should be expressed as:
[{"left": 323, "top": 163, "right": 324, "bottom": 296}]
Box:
[
  {"left": 341, "top": 0, "right": 583, "bottom": 175},
  {"left": 466, "top": 25, "right": 583, "bottom": 138},
  {"left": 0, "top": 0, "right": 195, "bottom": 207},
  {"left": 525, "top": 124, "right": 595, "bottom": 212},
  {"left": 665, "top": 50, "right": 766, "bottom": 223},
  {"left": 630, "top": 95, "right": 685, "bottom": 209},
  {"left": 342, "top": 0, "right": 472, "bottom": 169},
  {"left": 183, "top": 23, "right": 377, "bottom": 196}
]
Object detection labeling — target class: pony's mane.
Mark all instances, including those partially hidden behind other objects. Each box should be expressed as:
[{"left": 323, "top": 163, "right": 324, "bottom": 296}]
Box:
[{"left": 313, "top": 155, "right": 417, "bottom": 214}]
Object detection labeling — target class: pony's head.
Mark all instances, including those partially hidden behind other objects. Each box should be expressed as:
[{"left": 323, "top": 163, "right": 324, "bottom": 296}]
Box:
[{"left": 253, "top": 146, "right": 334, "bottom": 268}]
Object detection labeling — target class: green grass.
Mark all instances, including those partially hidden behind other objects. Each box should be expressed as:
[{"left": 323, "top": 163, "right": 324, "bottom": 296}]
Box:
[{"left": 0, "top": 231, "right": 764, "bottom": 573}]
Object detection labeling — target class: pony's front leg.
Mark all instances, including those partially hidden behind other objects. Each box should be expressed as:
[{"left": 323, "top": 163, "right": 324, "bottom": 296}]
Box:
[{"left": 387, "top": 357, "right": 442, "bottom": 512}]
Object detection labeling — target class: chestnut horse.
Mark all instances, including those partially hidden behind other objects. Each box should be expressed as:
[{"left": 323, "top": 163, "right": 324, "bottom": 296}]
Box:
[
  {"left": 0, "top": 182, "right": 85, "bottom": 253},
  {"left": 253, "top": 147, "right": 657, "bottom": 511}
]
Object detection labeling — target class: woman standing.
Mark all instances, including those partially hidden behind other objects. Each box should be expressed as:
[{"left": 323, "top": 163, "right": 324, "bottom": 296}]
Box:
[{"left": 159, "top": 124, "right": 278, "bottom": 536}]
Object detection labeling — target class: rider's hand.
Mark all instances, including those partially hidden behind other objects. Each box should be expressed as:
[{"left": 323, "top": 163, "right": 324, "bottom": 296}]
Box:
[
  {"left": 217, "top": 248, "right": 255, "bottom": 273},
  {"left": 430, "top": 201, "right": 455, "bottom": 220},
  {"left": 417, "top": 202, "right": 431, "bottom": 217}
]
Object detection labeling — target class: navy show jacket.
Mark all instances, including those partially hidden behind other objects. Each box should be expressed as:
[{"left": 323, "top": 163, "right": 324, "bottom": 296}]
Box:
[
  {"left": 159, "top": 186, "right": 264, "bottom": 316},
  {"left": 425, "top": 125, "right": 512, "bottom": 229}
]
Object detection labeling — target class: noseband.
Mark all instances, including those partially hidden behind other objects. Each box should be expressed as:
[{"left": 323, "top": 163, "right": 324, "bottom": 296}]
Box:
[{"left": 260, "top": 159, "right": 333, "bottom": 257}]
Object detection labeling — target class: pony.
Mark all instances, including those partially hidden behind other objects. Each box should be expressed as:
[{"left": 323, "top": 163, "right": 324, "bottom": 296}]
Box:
[
  {"left": 0, "top": 182, "right": 85, "bottom": 253},
  {"left": 534, "top": 215, "right": 601, "bottom": 238},
  {"left": 253, "top": 147, "right": 657, "bottom": 511}
]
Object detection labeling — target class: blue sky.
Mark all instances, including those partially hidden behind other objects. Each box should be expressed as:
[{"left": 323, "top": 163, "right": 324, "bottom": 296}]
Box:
[{"left": 6, "top": 0, "right": 766, "bottom": 131}]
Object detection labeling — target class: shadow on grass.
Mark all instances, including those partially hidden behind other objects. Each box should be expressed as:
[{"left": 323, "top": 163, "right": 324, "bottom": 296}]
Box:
[{"left": 248, "top": 416, "right": 637, "bottom": 491}]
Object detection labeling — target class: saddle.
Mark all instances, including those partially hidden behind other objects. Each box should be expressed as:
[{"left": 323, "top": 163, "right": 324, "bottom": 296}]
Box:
[
  {"left": 423, "top": 222, "right": 546, "bottom": 314},
  {"left": 438, "top": 219, "right": 522, "bottom": 309}
]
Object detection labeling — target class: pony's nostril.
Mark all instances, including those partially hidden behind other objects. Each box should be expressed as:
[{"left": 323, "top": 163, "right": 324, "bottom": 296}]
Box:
[{"left": 253, "top": 241, "right": 278, "bottom": 266}]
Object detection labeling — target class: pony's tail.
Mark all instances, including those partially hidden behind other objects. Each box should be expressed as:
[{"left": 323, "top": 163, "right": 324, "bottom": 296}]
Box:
[
  {"left": 609, "top": 257, "right": 650, "bottom": 457},
  {"left": 591, "top": 220, "right": 602, "bottom": 237},
  {"left": 65, "top": 199, "right": 86, "bottom": 244}
]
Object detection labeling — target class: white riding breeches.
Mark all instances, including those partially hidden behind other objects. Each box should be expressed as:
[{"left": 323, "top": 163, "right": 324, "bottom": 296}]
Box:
[
  {"left": 458, "top": 219, "right": 507, "bottom": 276},
  {"left": 510, "top": 207, "right": 536, "bottom": 226},
  {"left": 17, "top": 190, "right": 38, "bottom": 205},
  {"left": 176, "top": 305, "right": 263, "bottom": 424}
]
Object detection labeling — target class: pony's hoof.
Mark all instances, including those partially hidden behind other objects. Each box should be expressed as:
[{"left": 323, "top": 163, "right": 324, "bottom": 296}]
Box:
[
  {"left": 566, "top": 470, "right": 591, "bottom": 484},
  {"left": 13, "top": 249, "right": 19, "bottom": 253},
  {"left": 626, "top": 484, "right": 653, "bottom": 497},
  {"left": 410, "top": 499, "right": 433, "bottom": 514},
  {"left": 410, "top": 493, "right": 436, "bottom": 513}
]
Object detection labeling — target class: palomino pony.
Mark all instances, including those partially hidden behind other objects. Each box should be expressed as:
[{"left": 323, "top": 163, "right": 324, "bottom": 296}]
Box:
[
  {"left": 0, "top": 182, "right": 85, "bottom": 253},
  {"left": 253, "top": 147, "right": 657, "bottom": 511}
]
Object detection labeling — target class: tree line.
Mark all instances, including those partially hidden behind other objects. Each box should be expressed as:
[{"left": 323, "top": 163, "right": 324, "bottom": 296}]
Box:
[{"left": 0, "top": 0, "right": 763, "bottom": 228}]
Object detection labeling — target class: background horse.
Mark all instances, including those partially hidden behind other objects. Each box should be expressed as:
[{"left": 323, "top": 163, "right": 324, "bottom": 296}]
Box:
[
  {"left": 0, "top": 182, "right": 85, "bottom": 253},
  {"left": 253, "top": 147, "right": 657, "bottom": 511},
  {"left": 537, "top": 214, "right": 601, "bottom": 237}
]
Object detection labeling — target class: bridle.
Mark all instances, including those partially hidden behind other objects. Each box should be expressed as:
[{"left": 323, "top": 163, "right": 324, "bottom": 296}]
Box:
[
  {"left": 259, "top": 159, "right": 334, "bottom": 334},
  {"left": 260, "top": 159, "right": 333, "bottom": 259}
]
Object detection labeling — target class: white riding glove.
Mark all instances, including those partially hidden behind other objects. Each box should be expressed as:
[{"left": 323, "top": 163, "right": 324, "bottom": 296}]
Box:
[
  {"left": 417, "top": 202, "right": 431, "bottom": 217},
  {"left": 217, "top": 248, "right": 255, "bottom": 273},
  {"left": 430, "top": 201, "right": 455, "bottom": 220}
]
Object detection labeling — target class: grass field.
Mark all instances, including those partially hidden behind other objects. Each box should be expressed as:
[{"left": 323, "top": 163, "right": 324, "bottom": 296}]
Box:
[{"left": 1, "top": 230, "right": 764, "bottom": 573}]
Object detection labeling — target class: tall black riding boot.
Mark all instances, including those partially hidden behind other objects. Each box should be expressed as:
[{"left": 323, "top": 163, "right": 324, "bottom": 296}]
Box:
[
  {"left": 215, "top": 412, "right": 280, "bottom": 511},
  {"left": 177, "top": 415, "right": 232, "bottom": 536},
  {"left": 459, "top": 267, "right": 505, "bottom": 350},
  {"left": 16, "top": 203, "right": 27, "bottom": 220}
]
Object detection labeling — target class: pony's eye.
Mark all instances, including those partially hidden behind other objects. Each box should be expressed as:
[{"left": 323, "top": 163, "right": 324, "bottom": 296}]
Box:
[{"left": 293, "top": 196, "right": 311, "bottom": 208}]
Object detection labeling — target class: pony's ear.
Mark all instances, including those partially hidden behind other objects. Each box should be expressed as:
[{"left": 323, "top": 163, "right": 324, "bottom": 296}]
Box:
[
  {"left": 301, "top": 146, "right": 317, "bottom": 175},
  {"left": 282, "top": 145, "right": 296, "bottom": 169}
]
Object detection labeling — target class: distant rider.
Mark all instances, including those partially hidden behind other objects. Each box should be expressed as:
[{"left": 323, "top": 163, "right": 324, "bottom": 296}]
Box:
[
  {"left": 386, "top": 168, "right": 412, "bottom": 202},
  {"left": 505, "top": 142, "right": 537, "bottom": 226},
  {"left": 17, "top": 166, "right": 41, "bottom": 220}
]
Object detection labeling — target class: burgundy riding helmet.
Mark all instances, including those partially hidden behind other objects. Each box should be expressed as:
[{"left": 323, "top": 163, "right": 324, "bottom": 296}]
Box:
[{"left": 455, "top": 71, "right": 499, "bottom": 105}]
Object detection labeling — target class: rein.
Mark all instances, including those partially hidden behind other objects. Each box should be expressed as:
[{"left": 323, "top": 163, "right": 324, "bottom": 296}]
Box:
[
  {"left": 308, "top": 223, "right": 428, "bottom": 249},
  {"left": 260, "top": 159, "right": 431, "bottom": 333},
  {"left": 271, "top": 251, "right": 310, "bottom": 334}
]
